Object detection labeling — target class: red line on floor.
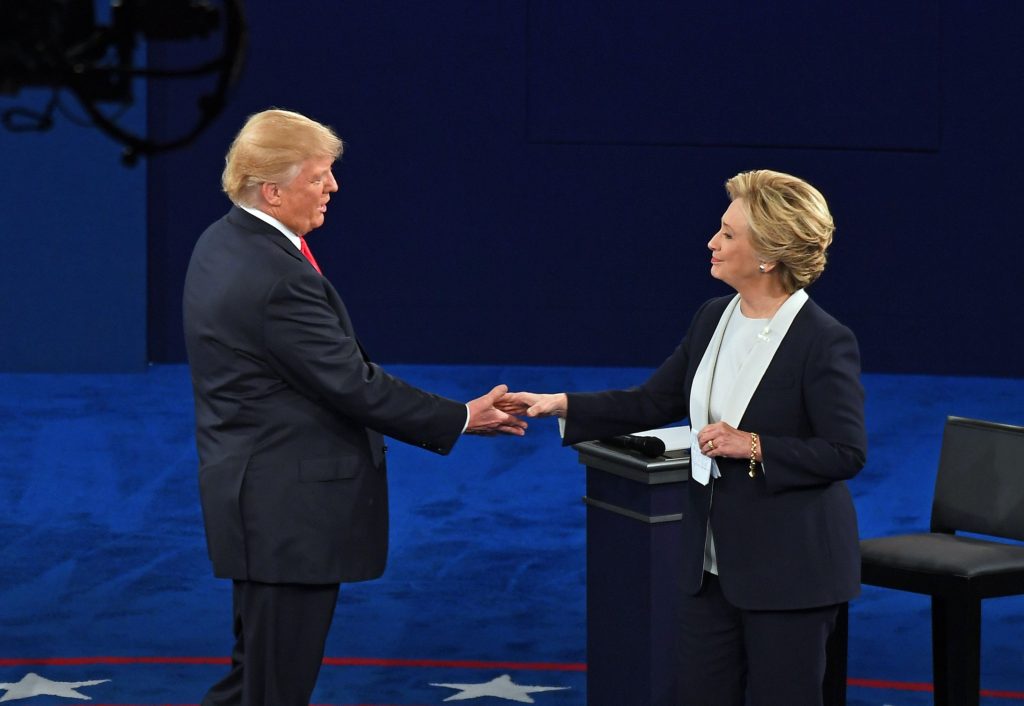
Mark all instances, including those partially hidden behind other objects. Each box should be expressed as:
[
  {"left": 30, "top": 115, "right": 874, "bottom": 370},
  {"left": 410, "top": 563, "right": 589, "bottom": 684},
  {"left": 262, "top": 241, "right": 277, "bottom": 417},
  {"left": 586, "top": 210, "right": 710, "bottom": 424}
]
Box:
[
  {"left": 847, "top": 677, "right": 1024, "bottom": 700},
  {"left": 983, "top": 689, "right": 1024, "bottom": 701},
  {"left": 848, "top": 677, "right": 934, "bottom": 692}
]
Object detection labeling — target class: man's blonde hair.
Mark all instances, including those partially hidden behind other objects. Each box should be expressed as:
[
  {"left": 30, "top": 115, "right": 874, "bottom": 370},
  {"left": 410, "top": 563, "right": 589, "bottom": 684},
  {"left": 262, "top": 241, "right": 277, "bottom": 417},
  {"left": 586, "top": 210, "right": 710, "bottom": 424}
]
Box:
[{"left": 222, "top": 109, "right": 343, "bottom": 207}]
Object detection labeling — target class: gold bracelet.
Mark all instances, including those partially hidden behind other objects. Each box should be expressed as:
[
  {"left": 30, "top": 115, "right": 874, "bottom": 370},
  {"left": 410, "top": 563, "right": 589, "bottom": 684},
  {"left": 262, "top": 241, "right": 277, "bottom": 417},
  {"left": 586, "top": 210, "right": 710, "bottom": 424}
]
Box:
[{"left": 748, "top": 432, "right": 760, "bottom": 478}]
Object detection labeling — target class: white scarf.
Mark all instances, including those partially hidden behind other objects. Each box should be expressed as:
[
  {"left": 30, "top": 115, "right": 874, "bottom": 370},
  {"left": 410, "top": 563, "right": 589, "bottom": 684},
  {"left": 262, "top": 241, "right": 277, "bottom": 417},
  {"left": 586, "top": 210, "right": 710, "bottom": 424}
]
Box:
[{"left": 689, "top": 289, "right": 809, "bottom": 484}]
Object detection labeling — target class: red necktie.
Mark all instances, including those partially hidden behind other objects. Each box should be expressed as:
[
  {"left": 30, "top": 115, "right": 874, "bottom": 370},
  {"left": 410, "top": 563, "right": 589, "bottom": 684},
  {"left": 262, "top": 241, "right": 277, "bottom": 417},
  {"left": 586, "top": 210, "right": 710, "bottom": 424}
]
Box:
[{"left": 299, "top": 237, "right": 322, "bottom": 274}]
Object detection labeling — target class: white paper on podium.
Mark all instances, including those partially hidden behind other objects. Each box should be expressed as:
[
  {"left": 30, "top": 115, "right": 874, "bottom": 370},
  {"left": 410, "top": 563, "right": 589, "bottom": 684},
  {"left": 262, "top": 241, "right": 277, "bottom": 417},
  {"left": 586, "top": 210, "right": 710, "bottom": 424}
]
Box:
[{"left": 632, "top": 425, "right": 691, "bottom": 452}]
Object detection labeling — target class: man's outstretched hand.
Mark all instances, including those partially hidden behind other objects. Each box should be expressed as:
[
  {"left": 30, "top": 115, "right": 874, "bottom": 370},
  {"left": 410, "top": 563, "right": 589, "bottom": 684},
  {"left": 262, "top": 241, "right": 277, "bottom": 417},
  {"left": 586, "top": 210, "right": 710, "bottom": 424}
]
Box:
[
  {"left": 495, "top": 391, "right": 568, "bottom": 419},
  {"left": 465, "top": 384, "right": 529, "bottom": 436}
]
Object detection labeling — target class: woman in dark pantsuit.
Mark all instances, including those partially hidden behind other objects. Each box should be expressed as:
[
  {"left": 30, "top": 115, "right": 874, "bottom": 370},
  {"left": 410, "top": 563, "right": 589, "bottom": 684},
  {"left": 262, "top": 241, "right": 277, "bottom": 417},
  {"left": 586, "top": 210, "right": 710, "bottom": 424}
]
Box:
[{"left": 501, "top": 170, "right": 866, "bottom": 705}]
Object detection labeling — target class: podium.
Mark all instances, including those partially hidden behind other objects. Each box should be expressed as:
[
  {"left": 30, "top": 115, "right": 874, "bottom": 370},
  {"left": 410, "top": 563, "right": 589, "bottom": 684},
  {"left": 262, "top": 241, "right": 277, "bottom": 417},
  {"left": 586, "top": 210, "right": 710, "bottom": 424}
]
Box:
[
  {"left": 577, "top": 440, "right": 849, "bottom": 706},
  {"left": 575, "top": 440, "right": 689, "bottom": 706}
]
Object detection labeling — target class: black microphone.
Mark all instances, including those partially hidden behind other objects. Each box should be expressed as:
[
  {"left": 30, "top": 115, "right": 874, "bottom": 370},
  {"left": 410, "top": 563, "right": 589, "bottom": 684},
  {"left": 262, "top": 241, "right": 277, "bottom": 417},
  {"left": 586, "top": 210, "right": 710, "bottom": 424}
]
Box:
[{"left": 601, "top": 434, "right": 666, "bottom": 458}]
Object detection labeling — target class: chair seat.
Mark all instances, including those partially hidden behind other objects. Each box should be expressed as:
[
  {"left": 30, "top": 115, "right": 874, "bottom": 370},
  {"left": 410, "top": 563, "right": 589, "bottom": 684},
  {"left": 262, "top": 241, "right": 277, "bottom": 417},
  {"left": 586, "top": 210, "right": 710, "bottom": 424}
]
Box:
[
  {"left": 862, "top": 532, "right": 1024, "bottom": 578},
  {"left": 837, "top": 418, "right": 1024, "bottom": 706}
]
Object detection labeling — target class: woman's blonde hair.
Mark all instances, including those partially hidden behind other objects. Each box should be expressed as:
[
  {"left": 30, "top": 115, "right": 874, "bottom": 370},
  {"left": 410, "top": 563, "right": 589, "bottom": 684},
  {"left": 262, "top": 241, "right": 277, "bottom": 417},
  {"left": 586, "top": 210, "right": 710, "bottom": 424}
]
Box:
[
  {"left": 222, "top": 109, "right": 343, "bottom": 206},
  {"left": 725, "top": 169, "right": 835, "bottom": 293}
]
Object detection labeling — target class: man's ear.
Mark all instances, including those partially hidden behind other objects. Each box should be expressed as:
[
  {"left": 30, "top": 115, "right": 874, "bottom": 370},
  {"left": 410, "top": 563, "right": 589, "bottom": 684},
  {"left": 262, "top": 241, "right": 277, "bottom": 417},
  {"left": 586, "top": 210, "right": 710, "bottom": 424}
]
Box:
[{"left": 260, "top": 181, "right": 281, "bottom": 206}]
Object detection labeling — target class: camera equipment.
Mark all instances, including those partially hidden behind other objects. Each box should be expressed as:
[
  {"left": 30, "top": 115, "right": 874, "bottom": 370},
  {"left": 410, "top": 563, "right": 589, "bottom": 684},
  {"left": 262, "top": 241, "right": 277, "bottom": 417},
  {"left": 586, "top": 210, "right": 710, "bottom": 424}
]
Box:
[{"left": 1, "top": 0, "right": 247, "bottom": 164}]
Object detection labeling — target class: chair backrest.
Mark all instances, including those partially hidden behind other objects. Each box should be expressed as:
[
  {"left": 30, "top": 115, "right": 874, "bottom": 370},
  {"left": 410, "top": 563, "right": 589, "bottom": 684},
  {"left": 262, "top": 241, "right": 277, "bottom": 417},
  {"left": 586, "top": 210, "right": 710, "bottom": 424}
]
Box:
[{"left": 930, "top": 416, "right": 1024, "bottom": 540}]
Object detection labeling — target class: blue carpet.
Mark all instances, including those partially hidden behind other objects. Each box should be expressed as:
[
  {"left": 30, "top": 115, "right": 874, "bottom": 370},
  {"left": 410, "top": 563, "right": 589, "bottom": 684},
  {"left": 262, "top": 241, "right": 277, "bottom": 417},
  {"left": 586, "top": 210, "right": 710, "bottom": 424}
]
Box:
[{"left": 1, "top": 365, "right": 1023, "bottom": 705}]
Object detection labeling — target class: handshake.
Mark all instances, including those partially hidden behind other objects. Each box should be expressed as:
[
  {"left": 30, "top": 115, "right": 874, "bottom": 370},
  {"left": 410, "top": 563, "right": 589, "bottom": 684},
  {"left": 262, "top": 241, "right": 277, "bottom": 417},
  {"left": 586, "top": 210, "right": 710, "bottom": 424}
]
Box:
[{"left": 464, "top": 385, "right": 569, "bottom": 436}]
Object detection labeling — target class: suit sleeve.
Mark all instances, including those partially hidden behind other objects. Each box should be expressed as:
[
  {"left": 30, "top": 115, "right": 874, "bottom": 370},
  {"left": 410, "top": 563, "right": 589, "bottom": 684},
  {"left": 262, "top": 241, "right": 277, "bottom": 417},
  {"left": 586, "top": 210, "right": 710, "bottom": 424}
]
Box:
[
  {"left": 560, "top": 300, "right": 718, "bottom": 445},
  {"left": 562, "top": 343, "right": 690, "bottom": 445},
  {"left": 261, "top": 271, "right": 465, "bottom": 454},
  {"left": 759, "top": 321, "right": 867, "bottom": 491}
]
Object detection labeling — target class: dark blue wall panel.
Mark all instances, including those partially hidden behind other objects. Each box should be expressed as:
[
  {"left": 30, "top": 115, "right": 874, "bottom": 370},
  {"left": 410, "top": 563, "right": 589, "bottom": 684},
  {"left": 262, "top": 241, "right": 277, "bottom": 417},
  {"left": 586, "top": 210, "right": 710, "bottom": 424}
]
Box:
[
  {"left": 142, "top": 0, "right": 1023, "bottom": 376},
  {"left": 527, "top": 0, "right": 942, "bottom": 151},
  {"left": 0, "top": 89, "right": 147, "bottom": 372}
]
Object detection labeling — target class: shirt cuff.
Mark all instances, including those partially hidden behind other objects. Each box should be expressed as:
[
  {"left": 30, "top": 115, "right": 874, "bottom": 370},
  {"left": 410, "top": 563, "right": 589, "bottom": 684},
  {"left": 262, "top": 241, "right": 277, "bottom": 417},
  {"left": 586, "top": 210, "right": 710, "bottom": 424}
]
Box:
[{"left": 462, "top": 404, "right": 470, "bottom": 434}]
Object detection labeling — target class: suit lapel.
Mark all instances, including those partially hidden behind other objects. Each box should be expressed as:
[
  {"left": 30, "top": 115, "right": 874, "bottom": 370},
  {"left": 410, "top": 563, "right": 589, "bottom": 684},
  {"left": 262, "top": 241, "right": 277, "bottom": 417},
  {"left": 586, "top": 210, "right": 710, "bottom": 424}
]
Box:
[
  {"left": 689, "top": 295, "right": 740, "bottom": 484},
  {"left": 227, "top": 206, "right": 372, "bottom": 363},
  {"left": 687, "top": 290, "right": 809, "bottom": 484},
  {"left": 227, "top": 205, "right": 306, "bottom": 265},
  {"left": 721, "top": 288, "right": 808, "bottom": 425},
  {"left": 322, "top": 279, "right": 354, "bottom": 335},
  {"left": 320, "top": 277, "right": 380, "bottom": 463},
  {"left": 322, "top": 278, "right": 374, "bottom": 361}
]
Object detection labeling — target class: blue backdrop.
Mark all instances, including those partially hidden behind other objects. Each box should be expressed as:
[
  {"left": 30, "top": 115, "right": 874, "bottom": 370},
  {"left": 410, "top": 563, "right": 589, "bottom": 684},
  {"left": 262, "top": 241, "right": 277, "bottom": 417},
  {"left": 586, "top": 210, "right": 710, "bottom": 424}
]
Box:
[
  {"left": 2, "top": 0, "right": 1023, "bottom": 375},
  {"left": 0, "top": 90, "right": 147, "bottom": 373}
]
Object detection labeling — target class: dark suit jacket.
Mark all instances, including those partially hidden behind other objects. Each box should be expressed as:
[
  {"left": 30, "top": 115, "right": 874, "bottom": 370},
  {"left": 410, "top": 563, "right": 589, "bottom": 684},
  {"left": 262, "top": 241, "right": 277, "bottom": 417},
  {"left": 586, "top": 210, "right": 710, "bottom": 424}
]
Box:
[
  {"left": 564, "top": 295, "right": 866, "bottom": 610},
  {"left": 183, "top": 206, "right": 467, "bottom": 585}
]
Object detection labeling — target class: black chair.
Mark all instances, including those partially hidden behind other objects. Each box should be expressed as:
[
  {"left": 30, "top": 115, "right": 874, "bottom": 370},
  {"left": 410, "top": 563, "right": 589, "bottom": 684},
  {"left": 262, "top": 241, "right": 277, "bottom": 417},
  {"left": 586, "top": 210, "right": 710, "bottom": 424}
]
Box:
[{"left": 849, "top": 415, "right": 1024, "bottom": 706}]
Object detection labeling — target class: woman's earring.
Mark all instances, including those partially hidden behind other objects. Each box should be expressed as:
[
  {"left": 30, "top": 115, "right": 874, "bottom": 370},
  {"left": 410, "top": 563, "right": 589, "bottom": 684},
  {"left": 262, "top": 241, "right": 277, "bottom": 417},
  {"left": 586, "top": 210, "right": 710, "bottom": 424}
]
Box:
[{"left": 758, "top": 263, "right": 767, "bottom": 273}]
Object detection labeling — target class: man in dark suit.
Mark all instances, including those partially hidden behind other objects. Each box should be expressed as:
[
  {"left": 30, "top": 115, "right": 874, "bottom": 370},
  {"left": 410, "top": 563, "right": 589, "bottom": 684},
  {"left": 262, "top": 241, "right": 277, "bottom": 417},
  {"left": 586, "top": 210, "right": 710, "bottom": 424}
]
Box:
[{"left": 183, "top": 108, "right": 525, "bottom": 706}]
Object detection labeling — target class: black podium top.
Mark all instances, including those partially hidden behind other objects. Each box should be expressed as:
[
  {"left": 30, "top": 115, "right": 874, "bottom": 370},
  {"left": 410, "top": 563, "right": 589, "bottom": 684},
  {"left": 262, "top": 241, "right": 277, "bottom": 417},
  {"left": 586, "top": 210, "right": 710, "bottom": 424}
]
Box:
[{"left": 574, "top": 440, "right": 690, "bottom": 485}]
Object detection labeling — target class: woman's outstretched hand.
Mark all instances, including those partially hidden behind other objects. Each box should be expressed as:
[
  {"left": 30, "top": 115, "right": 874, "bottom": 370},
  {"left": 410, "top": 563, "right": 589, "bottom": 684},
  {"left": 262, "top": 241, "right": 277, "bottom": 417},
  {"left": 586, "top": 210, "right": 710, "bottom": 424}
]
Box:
[{"left": 496, "top": 391, "right": 569, "bottom": 419}]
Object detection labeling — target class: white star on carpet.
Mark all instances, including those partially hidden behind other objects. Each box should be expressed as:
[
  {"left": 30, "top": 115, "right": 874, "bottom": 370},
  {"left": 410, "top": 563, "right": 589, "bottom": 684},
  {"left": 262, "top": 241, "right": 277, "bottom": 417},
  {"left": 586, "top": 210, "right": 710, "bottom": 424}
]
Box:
[
  {"left": 0, "top": 673, "right": 110, "bottom": 702},
  {"left": 430, "top": 673, "right": 570, "bottom": 703}
]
